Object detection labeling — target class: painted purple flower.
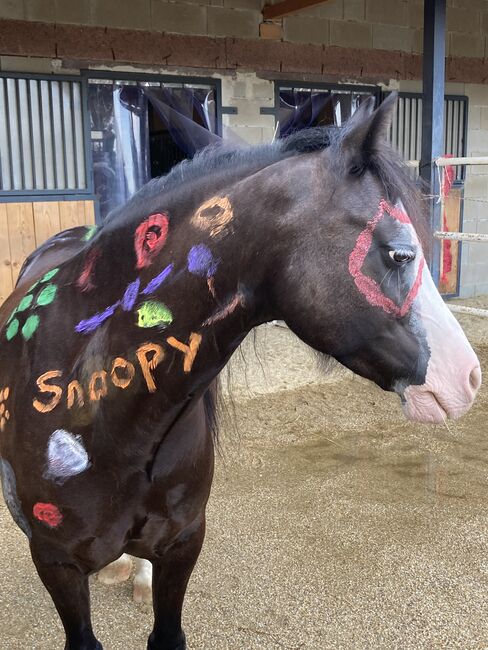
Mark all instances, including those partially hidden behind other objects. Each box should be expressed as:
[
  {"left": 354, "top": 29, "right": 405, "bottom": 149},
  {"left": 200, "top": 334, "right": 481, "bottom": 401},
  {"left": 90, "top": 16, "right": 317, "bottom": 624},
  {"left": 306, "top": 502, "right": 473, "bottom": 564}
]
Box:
[
  {"left": 121, "top": 279, "right": 141, "bottom": 311},
  {"left": 142, "top": 264, "right": 173, "bottom": 295},
  {"left": 75, "top": 302, "right": 119, "bottom": 334},
  {"left": 187, "top": 245, "right": 219, "bottom": 278}
]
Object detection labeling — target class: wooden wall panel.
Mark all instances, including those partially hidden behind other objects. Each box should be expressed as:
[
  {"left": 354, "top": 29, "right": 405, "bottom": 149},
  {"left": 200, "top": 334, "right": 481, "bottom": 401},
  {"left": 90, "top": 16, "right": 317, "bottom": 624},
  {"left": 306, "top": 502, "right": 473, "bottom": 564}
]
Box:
[
  {"left": 0, "top": 199, "right": 96, "bottom": 306},
  {"left": 7, "top": 202, "right": 36, "bottom": 285},
  {"left": 33, "top": 202, "right": 61, "bottom": 248},
  {"left": 84, "top": 201, "right": 96, "bottom": 226},
  {"left": 0, "top": 204, "right": 14, "bottom": 305},
  {"left": 439, "top": 187, "right": 461, "bottom": 296},
  {"left": 59, "top": 200, "right": 86, "bottom": 231}
]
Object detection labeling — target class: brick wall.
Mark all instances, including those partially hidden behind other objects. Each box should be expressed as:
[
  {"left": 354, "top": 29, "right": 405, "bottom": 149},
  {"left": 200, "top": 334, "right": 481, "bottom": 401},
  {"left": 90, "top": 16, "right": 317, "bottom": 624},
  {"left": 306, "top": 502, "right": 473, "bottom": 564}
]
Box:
[{"left": 0, "top": 0, "right": 485, "bottom": 59}]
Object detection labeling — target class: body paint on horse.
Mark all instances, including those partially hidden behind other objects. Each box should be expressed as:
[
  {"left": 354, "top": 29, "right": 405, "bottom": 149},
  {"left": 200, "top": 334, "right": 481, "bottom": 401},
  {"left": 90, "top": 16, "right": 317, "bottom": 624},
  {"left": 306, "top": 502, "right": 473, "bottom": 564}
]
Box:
[
  {"left": 5, "top": 269, "right": 60, "bottom": 342},
  {"left": 0, "top": 387, "right": 10, "bottom": 432},
  {"left": 202, "top": 292, "right": 246, "bottom": 327},
  {"left": 75, "top": 264, "right": 175, "bottom": 335},
  {"left": 191, "top": 195, "right": 234, "bottom": 239},
  {"left": 32, "top": 334, "right": 201, "bottom": 413},
  {"left": 44, "top": 429, "right": 91, "bottom": 484},
  {"left": 348, "top": 199, "right": 424, "bottom": 318},
  {"left": 77, "top": 247, "right": 101, "bottom": 292},
  {"left": 135, "top": 213, "right": 169, "bottom": 269},
  {"left": 33, "top": 502, "right": 63, "bottom": 528}
]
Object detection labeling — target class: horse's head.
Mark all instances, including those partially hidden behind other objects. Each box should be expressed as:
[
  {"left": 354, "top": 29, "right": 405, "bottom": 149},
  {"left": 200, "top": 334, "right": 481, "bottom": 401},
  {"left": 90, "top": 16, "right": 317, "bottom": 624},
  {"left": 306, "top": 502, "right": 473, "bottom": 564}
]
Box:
[{"left": 269, "top": 93, "right": 480, "bottom": 424}]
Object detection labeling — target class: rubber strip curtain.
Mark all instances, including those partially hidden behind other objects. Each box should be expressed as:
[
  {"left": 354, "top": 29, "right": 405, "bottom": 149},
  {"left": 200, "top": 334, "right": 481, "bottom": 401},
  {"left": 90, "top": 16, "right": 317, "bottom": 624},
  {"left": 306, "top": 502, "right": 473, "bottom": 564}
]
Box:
[
  {"left": 88, "top": 83, "right": 220, "bottom": 220},
  {"left": 278, "top": 90, "right": 372, "bottom": 136}
]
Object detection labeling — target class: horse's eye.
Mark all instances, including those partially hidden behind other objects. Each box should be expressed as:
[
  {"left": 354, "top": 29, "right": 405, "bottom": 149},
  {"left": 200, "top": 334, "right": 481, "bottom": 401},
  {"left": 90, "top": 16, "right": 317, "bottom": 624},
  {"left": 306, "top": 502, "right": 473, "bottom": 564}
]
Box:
[{"left": 389, "top": 249, "right": 416, "bottom": 264}]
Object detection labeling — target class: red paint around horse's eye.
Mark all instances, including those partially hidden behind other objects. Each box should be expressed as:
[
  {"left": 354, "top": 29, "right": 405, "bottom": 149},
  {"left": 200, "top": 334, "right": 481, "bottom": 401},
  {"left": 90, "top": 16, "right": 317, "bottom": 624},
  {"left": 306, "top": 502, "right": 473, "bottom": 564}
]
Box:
[
  {"left": 348, "top": 199, "right": 424, "bottom": 318},
  {"left": 134, "top": 214, "right": 169, "bottom": 269},
  {"left": 33, "top": 502, "right": 63, "bottom": 528}
]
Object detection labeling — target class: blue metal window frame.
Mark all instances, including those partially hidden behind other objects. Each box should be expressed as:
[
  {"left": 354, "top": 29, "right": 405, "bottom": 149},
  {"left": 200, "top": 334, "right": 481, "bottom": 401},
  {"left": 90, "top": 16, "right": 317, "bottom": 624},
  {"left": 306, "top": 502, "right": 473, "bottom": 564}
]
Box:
[
  {"left": 81, "top": 69, "right": 223, "bottom": 136},
  {"left": 0, "top": 71, "right": 94, "bottom": 199}
]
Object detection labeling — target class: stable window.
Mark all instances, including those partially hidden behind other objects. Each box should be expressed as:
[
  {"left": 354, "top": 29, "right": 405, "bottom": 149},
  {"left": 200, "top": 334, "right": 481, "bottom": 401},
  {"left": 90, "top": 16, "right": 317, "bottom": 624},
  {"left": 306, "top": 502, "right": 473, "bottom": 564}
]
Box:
[
  {"left": 392, "top": 92, "right": 467, "bottom": 179},
  {"left": 0, "top": 74, "right": 89, "bottom": 195},
  {"left": 277, "top": 83, "right": 380, "bottom": 135},
  {"left": 276, "top": 83, "right": 467, "bottom": 169},
  {"left": 86, "top": 73, "right": 221, "bottom": 219}
]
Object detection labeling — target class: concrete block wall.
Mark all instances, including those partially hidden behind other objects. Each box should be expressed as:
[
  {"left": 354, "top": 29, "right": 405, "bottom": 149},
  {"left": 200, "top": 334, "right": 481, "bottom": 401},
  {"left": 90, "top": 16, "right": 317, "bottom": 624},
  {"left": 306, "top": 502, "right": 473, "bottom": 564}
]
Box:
[
  {"left": 461, "top": 84, "right": 488, "bottom": 298},
  {"left": 220, "top": 72, "right": 275, "bottom": 144},
  {"left": 0, "top": 0, "right": 485, "bottom": 59}
]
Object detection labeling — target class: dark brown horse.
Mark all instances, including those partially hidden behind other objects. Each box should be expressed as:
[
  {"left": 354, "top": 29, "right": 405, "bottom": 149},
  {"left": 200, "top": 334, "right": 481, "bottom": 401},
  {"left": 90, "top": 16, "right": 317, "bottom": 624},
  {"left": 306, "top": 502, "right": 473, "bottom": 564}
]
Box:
[{"left": 0, "top": 94, "right": 481, "bottom": 649}]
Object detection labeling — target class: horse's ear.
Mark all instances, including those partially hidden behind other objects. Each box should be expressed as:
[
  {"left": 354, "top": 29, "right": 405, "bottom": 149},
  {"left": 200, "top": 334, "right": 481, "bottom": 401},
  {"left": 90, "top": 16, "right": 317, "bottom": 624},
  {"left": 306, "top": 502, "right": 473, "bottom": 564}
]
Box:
[{"left": 341, "top": 92, "right": 398, "bottom": 176}]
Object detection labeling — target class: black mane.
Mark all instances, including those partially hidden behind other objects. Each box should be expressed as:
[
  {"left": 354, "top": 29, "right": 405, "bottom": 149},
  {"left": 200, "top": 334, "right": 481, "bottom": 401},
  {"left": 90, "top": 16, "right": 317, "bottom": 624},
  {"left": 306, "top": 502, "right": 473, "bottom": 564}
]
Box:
[
  {"left": 104, "top": 127, "right": 339, "bottom": 224},
  {"left": 105, "top": 124, "right": 424, "bottom": 242}
]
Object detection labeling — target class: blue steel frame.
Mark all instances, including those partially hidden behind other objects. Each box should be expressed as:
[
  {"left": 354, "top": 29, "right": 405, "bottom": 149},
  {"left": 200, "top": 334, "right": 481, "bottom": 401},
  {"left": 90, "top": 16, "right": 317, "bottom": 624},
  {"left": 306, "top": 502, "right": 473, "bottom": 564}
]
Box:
[
  {"left": 0, "top": 69, "right": 223, "bottom": 219},
  {"left": 0, "top": 71, "right": 94, "bottom": 200},
  {"left": 420, "top": 0, "right": 446, "bottom": 287},
  {"left": 81, "top": 69, "right": 223, "bottom": 136}
]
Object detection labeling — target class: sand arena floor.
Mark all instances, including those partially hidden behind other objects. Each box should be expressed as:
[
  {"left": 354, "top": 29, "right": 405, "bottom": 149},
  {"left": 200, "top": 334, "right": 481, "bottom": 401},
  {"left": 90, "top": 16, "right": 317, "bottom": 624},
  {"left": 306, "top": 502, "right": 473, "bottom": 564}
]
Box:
[{"left": 1, "top": 300, "right": 488, "bottom": 649}]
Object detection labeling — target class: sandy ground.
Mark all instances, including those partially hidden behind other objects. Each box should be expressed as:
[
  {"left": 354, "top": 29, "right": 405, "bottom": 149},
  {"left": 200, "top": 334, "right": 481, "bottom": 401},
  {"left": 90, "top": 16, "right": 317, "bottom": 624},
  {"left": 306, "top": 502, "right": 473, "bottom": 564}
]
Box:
[{"left": 2, "top": 299, "right": 488, "bottom": 649}]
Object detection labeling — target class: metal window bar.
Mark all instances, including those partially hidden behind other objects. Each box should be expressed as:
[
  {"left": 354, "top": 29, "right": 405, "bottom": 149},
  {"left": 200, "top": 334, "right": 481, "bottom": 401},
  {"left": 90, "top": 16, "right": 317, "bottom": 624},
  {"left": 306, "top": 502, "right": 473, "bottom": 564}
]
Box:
[
  {"left": 393, "top": 93, "right": 467, "bottom": 180},
  {"left": 0, "top": 74, "right": 88, "bottom": 193}
]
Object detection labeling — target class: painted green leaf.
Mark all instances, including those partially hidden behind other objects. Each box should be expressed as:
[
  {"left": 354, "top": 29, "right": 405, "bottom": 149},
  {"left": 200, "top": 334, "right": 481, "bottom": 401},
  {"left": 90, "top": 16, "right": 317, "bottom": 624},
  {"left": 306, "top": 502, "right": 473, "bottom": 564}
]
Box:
[
  {"left": 22, "top": 315, "right": 40, "bottom": 341},
  {"left": 6, "top": 319, "right": 19, "bottom": 341},
  {"left": 41, "top": 268, "right": 60, "bottom": 283},
  {"left": 17, "top": 294, "right": 33, "bottom": 312},
  {"left": 83, "top": 225, "right": 97, "bottom": 241},
  {"left": 36, "top": 284, "right": 57, "bottom": 307},
  {"left": 136, "top": 301, "right": 173, "bottom": 329}
]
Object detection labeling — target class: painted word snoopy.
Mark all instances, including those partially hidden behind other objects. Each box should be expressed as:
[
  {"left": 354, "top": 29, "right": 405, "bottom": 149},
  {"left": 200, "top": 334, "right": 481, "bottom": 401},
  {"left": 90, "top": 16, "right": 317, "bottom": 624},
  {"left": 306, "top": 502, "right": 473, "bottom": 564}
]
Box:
[{"left": 32, "top": 334, "right": 202, "bottom": 414}]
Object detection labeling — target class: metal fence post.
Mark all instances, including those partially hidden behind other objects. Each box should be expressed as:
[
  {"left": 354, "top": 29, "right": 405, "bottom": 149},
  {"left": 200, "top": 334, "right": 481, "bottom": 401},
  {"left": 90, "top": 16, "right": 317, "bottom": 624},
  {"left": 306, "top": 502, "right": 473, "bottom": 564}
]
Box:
[{"left": 420, "top": 0, "right": 446, "bottom": 286}]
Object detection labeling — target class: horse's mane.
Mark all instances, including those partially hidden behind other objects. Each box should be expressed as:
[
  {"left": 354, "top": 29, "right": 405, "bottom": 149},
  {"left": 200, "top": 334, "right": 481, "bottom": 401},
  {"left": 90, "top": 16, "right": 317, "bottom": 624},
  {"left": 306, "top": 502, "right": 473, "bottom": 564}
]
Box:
[
  {"left": 104, "top": 127, "right": 338, "bottom": 225},
  {"left": 104, "top": 125, "right": 425, "bottom": 245}
]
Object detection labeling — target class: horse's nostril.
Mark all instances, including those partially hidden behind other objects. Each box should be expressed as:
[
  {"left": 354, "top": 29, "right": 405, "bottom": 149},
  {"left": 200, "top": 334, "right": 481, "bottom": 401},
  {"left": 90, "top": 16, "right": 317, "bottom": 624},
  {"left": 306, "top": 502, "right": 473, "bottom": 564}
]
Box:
[{"left": 469, "top": 365, "right": 482, "bottom": 393}]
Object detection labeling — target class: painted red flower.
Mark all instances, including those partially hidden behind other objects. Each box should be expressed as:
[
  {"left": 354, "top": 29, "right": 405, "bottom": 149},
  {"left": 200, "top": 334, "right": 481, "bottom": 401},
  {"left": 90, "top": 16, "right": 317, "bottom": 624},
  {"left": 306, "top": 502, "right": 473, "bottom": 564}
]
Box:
[
  {"left": 134, "top": 213, "right": 169, "bottom": 269},
  {"left": 33, "top": 502, "right": 63, "bottom": 528}
]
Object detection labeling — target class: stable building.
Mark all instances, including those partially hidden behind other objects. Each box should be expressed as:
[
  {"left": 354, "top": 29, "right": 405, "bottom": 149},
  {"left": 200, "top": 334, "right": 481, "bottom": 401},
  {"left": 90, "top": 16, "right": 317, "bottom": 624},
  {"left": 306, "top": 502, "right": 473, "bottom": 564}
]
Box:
[{"left": 0, "top": 0, "right": 486, "bottom": 301}]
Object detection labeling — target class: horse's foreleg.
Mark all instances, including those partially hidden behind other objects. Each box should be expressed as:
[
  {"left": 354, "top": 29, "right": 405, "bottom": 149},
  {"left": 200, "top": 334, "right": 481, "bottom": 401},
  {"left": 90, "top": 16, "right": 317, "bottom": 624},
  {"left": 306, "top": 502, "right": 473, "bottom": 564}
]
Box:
[
  {"left": 147, "top": 518, "right": 206, "bottom": 650},
  {"left": 31, "top": 551, "right": 102, "bottom": 650},
  {"left": 97, "top": 553, "right": 133, "bottom": 585},
  {"left": 133, "top": 557, "right": 153, "bottom": 604}
]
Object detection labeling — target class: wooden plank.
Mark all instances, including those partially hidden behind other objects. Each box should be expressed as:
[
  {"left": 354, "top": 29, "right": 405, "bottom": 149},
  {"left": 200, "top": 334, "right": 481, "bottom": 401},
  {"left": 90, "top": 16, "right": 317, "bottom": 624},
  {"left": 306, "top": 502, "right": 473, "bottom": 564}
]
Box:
[
  {"left": 439, "top": 187, "right": 461, "bottom": 295},
  {"left": 6, "top": 202, "right": 36, "bottom": 285},
  {"left": 84, "top": 200, "right": 96, "bottom": 226},
  {"left": 59, "top": 200, "right": 86, "bottom": 231},
  {"left": 448, "top": 305, "right": 488, "bottom": 318},
  {"left": 0, "top": 204, "right": 14, "bottom": 305},
  {"left": 263, "top": 0, "right": 329, "bottom": 20},
  {"left": 33, "top": 201, "right": 61, "bottom": 248},
  {"left": 437, "top": 156, "right": 488, "bottom": 167},
  {"left": 435, "top": 231, "right": 488, "bottom": 242}
]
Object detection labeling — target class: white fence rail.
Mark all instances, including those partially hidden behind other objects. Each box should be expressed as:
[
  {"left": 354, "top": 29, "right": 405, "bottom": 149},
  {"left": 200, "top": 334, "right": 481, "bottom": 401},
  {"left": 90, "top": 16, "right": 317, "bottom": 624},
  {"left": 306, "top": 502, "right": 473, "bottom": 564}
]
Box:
[{"left": 402, "top": 156, "right": 488, "bottom": 317}]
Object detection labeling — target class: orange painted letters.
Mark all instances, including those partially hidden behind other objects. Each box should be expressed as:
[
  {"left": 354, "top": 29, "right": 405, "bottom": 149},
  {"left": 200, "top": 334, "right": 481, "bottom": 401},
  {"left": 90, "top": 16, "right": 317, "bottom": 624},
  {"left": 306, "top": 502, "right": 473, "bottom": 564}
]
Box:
[
  {"left": 67, "top": 380, "right": 85, "bottom": 409},
  {"left": 136, "top": 342, "right": 165, "bottom": 393},
  {"left": 167, "top": 333, "right": 202, "bottom": 373},
  {"left": 111, "top": 357, "right": 136, "bottom": 389},
  {"left": 33, "top": 371, "right": 63, "bottom": 413}
]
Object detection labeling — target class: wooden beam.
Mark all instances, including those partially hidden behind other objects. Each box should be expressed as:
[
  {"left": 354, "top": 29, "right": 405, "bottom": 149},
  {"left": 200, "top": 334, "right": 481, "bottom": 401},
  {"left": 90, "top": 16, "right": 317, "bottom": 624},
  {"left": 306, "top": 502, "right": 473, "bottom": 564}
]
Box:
[{"left": 263, "top": 0, "right": 330, "bottom": 21}]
